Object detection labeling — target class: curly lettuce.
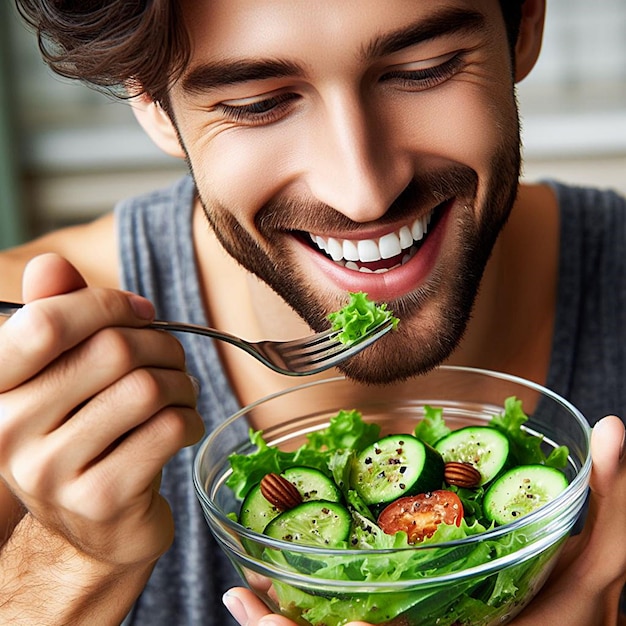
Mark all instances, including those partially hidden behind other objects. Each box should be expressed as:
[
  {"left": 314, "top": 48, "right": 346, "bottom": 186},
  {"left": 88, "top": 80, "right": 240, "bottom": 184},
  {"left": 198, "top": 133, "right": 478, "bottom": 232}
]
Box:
[{"left": 328, "top": 292, "right": 399, "bottom": 345}]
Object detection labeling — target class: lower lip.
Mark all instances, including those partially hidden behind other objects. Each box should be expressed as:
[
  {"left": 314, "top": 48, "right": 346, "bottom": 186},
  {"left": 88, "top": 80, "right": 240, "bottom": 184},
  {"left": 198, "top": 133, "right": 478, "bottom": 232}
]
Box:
[{"left": 299, "top": 200, "right": 454, "bottom": 301}]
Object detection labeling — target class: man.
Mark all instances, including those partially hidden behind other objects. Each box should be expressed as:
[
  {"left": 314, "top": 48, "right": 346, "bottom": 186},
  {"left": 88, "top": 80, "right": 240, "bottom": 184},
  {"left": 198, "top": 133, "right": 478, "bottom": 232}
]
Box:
[{"left": 1, "top": 0, "right": 625, "bottom": 624}]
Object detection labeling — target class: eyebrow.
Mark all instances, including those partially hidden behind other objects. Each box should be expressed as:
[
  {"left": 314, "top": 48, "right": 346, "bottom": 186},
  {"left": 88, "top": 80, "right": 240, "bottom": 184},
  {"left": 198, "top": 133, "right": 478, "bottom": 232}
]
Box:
[
  {"left": 182, "top": 58, "right": 303, "bottom": 94},
  {"left": 364, "top": 7, "right": 486, "bottom": 58},
  {"left": 181, "top": 7, "right": 486, "bottom": 94}
]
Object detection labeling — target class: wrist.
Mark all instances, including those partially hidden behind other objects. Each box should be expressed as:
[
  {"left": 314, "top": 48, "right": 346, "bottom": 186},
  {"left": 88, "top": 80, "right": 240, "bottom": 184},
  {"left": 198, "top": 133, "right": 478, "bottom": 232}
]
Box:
[{"left": 0, "top": 514, "right": 154, "bottom": 625}]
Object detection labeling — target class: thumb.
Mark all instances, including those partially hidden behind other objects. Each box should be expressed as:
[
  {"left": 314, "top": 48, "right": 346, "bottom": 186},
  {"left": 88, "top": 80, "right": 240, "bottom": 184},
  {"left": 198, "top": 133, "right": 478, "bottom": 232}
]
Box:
[
  {"left": 589, "top": 415, "right": 625, "bottom": 498},
  {"left": 22, "top": 253, "right": 88, "bottom": 302}
]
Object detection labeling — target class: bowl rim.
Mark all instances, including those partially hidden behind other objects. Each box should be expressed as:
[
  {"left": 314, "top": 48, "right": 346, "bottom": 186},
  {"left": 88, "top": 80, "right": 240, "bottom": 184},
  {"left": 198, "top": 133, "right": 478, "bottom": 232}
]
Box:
[{"left": 193, "top": 365, "right": 592, "bottom": 558}]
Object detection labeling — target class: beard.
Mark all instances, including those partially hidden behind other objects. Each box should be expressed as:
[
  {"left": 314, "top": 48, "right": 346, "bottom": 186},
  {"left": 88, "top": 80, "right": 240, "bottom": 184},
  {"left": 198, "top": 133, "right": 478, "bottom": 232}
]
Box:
[{"left": 193, "top": 125, "right": 521, "bottom": 385}]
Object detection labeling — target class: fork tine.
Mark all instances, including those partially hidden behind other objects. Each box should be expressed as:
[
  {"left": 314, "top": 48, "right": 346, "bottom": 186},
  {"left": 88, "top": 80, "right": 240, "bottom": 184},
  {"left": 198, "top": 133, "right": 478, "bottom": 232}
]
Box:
[
  {"left": 279, "top": 327, "right": 338, "bottom": 351},
  {"left": 282, "top": 320, "right": 394, "bottom": 370}
]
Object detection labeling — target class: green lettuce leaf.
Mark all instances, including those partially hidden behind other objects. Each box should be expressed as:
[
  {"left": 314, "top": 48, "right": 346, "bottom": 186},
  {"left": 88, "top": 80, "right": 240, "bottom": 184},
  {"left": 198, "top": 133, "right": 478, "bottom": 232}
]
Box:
[
  {"left": 328, "top": 292, "right": 399, "bottom": 345},
  {"left": 489, "top": 396, "right": 569, "bottom": 468},
  {"left": 226, "top": 409, "right": 379, "bottom": 499},
  {"left": 413, "top": 405, "right": 451, "bottom": 445}
]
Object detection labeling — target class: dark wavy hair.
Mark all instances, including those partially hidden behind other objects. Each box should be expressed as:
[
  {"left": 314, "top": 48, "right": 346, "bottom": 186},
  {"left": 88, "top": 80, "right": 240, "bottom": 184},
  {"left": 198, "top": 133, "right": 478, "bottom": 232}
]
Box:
[{"left": 15, "top": 0, "right": 526, "bottom": 105}]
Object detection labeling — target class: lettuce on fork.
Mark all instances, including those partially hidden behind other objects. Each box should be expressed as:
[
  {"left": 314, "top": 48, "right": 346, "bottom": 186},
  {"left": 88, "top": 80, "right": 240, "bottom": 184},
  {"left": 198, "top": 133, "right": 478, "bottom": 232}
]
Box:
[{"left": 328, "top": 292, "right": 399, "bottom": 345}]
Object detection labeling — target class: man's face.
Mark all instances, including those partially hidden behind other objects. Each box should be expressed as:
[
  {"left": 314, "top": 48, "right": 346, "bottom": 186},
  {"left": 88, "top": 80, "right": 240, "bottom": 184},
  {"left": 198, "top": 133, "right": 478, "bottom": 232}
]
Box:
[{"left": 168, "top": 0, "right": 521, "bottom": 384}]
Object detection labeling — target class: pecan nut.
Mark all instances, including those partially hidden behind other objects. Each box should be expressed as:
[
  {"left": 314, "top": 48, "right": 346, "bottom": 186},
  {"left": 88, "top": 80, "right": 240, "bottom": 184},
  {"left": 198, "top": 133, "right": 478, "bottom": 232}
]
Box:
[
  {"left": 444, "top": 461, "right": 482, "bottom": 488},
  {"left": 260, "top": 473, "right": 303, "bottom": 510}
]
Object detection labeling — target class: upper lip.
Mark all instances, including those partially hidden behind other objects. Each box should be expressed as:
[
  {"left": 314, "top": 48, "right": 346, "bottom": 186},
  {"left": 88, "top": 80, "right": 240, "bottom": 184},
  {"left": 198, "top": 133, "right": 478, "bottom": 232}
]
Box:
[{"left": 307, "top": 209, "right": 434, "bottom": 263}]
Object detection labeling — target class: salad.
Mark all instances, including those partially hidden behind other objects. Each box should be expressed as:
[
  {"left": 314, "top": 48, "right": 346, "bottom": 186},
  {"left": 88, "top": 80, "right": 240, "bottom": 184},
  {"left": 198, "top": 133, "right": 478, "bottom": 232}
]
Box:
[
  {"left": 226, "top": 398, "right": 571, "bottom": 626},
  {"left": 327, "top": 291, "right": 399, "bottom": 345}
]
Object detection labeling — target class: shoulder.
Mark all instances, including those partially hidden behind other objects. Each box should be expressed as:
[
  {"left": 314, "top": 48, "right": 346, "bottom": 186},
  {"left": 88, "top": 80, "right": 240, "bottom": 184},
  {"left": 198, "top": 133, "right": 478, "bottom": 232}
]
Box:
[
  {"left": 546, "top": 179, "right": 626, "bottom": 219},
  {"left": 0, "top": 213, "right": 118, "bottom": 300},
  {"left": 0, "top": 176, "right": 196, "bottom": 301}
]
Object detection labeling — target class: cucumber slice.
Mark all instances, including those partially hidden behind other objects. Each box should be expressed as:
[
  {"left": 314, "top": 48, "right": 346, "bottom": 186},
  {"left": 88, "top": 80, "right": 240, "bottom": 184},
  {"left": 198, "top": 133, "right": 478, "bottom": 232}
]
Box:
[
  {"left": 239, "top": 484, "right": 280, "bottom": 534},
  {"left": 282, "top": 467, "right": 342, "bottom": 503},
  {"left": 351, "top": 434, "right": 444, "bottom": 506},
  {"left": 483, "top": 464, "right": 568, "bottom": 525},
  {"left": 434, "top": 426, "right": 510, "bottom": 485},
  {"left": 239, "top": 466, "right": 342, "bottom": 533},
  {"left": 264, "top": 500, "right": 352, "bottom": 547}
]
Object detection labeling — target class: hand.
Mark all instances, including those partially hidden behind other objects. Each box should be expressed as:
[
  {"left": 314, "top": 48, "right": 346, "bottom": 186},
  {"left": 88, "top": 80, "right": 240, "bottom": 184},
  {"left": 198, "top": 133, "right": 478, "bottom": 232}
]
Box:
[
  {"left": 223, "top": 416, "right": 626, "bottom": 626},
  {"left": 510, "top": 414, "right": 626, "bottom": 626},
  {"left": 0, "top": 253, "right": 205, "bottom": 567}
]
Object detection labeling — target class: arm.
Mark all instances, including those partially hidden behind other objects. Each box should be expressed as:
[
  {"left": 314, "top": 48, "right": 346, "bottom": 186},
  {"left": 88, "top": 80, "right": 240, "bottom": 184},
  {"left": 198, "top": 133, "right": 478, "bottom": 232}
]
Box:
[
  {"left": 223, "top": 415, "right": 626, "bottom": 626},
  {"left": 0, "top": 253, "right": 205, "bottom": 624}
]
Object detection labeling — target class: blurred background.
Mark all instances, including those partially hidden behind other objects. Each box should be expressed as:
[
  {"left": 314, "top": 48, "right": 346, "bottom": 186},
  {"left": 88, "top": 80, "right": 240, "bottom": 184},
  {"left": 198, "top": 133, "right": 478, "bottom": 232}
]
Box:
[{"left": 1, "top": 0, "right": 625, "bottom": 249}]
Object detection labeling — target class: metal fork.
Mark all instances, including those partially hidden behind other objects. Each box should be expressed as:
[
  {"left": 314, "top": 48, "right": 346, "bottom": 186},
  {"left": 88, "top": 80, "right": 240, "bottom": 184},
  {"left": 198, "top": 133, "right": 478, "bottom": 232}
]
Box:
[{"left": 0, "top": 300, "right": 394, "bottom": 376}]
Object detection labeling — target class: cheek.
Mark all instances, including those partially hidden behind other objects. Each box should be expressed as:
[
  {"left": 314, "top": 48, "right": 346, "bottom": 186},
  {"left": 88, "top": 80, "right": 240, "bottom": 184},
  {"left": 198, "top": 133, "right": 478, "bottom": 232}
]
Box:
[
  {"left": 392, "top": 83, "right": 518, "bottom": 175},
  {"left": 187, "top": 126, "right": 299, "bottom": 226}
]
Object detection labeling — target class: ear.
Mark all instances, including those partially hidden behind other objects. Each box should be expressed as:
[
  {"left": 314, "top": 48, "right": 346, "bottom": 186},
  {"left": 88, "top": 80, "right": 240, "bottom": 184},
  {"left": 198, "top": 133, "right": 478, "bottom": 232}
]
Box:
[
  {"left": 130, "top": 94, "right": 186, "bottom": 159},
  {"left": 514, "top": 0, "right": 546, "bottom": 83}
]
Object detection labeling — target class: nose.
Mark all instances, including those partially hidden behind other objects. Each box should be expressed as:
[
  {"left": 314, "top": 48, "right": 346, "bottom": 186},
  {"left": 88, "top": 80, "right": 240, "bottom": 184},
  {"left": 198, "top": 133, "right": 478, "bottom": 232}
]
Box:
[{"left": 302, "top": 92, "right": 413, "bottom": 223}]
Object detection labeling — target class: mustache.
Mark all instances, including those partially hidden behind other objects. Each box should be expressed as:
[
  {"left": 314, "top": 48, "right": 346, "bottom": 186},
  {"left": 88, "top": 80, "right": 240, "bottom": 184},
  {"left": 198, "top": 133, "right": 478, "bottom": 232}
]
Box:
[{"left": 256, "top": 165, "right": 478, "bottom": 235}]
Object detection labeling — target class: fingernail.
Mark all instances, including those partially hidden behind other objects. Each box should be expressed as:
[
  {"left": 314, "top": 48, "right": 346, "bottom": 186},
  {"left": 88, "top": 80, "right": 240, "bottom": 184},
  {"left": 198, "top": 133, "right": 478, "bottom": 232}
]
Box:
[
  {"left": 259, "top": 619, "right": 279, "bottom": 626},
  {"left": 223, "top": 592, "right": 248, "bottom": 626},
  {"left": 188, "top": 374, "right": 201, "bottom": 397},
  {"left": 128, "top": 294, "right": 155, "bottom": 320}
]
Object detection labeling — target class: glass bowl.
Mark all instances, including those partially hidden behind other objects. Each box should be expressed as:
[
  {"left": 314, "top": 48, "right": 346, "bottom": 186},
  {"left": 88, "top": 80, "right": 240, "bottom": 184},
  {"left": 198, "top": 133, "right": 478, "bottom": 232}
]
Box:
[{"left": 194, "top": 366, "right": 591, "bottom": 626}]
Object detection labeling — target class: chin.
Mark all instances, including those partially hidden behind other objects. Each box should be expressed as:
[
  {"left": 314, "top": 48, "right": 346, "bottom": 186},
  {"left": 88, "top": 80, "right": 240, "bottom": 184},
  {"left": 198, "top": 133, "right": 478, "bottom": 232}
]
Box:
[{"left": 334, "top": 324, "right": 462, "bottom": 386}]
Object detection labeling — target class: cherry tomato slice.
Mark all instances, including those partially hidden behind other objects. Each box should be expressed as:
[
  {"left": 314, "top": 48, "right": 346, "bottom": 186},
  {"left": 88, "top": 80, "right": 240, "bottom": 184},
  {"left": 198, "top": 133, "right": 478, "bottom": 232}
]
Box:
[{"left": 377, "top": 490, "right": 464, "bottom": 543}]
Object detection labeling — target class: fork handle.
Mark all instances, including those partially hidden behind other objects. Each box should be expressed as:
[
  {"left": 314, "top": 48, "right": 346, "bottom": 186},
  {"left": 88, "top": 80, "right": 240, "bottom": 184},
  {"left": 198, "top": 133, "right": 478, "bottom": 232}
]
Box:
[
  {"left": 0, "top": 301, "right": 234, "bottom": 344},
  {"left": 0, "top": 301, "right": 23, "bottom": 316}
]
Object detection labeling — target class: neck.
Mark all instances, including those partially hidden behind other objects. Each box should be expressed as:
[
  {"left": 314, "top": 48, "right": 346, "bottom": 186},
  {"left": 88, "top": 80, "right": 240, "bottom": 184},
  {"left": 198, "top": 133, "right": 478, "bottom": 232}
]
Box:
[{"left": 446, "top": 182, "right": 559, "bottom": 384}]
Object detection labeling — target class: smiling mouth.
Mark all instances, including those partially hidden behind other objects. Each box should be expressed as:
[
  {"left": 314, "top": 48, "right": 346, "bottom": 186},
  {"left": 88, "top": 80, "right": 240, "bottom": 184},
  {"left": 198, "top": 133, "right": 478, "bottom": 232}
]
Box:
[{"left": 304, "top": 202, "right": 445, "bottom": 273}]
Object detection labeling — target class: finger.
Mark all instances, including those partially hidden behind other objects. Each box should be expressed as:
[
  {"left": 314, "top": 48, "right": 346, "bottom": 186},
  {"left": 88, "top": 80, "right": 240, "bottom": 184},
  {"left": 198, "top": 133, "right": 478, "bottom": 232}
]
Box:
[
  {"left": 590, "top": 415, "right": 625, "bottom": 498},
  {"left": 57, "top": 405, "right": 204, "bottom": 521},
  {"left": 0, "top": 288, "right": 155, "bottom": 391},
  {"left": 223, "top": 588, "right": 298, "bottom": 626},
  {"left": 1, "top": 326, "right": 187, "bottom": 438},
  {"left": 4, "top": 365, "right": 200, "bottom": 511},
  {"left": 21, "top": 253, "right": 88, "bottom": 301},
  {"left": 52, "top": 367, "right": 200, "bottom": 470}
]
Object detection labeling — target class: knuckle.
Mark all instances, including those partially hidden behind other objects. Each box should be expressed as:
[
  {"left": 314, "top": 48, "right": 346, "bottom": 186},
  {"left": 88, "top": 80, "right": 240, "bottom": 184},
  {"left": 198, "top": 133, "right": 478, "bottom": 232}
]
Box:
[
  {"left": 60, "top": 477, "right": 116, "bottom": 524},
  {"left": 90, "top": 328, "right": 137, "bottom": 372},
  {"left": 9, "top": 447, "right": 55, "bottom": 499},
  {"left": 18, "top": 304, "right": 67, "bottom": 359},
  {"left": 122, "top": 368, "right": 164, "bottom": 405},
  {"left": 146, "top": 406, "right": 190, "bottom": 447}
]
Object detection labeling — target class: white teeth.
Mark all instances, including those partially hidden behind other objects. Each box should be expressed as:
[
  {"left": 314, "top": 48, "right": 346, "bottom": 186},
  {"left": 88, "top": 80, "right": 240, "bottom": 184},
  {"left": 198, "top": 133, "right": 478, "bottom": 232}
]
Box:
[
  {"left": 399, "top": 225, "right": 413, "bottom": 249},
  {"left": 327, "top": 237, "right": 343, "bottom": 261},
  {"left": 357, "top": 239, "right": 380, "bottom": 262},
  {"left": 309, "top": 210, "right": 434, "bottom": 268},
  {"left": 411, "top": 219, "right": 424, "bottom": 241},
  {"left": 314, "top": 234, "right": 327, "bottom": 252},
  {"left": 378, "top": 232, "right": 402, "bottom": 259},
  {"left": 342, "top": 239, "right": 359, "bottom": 261}
]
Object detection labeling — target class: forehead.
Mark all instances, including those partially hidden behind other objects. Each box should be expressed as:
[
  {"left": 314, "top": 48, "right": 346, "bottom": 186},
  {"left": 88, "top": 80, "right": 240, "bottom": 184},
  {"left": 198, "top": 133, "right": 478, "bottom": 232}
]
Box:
[{"left": 178, "top": 0, "right": 504, "bottom": 66}]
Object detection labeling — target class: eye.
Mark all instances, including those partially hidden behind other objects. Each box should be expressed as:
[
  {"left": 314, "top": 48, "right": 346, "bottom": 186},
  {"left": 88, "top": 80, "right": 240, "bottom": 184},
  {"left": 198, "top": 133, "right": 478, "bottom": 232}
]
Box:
[
  {"left": 217, "top": 92, "right": 300, "bottom": 125},
  {"left": 381, "top": 53, "right": 464, "bottom": 90}
]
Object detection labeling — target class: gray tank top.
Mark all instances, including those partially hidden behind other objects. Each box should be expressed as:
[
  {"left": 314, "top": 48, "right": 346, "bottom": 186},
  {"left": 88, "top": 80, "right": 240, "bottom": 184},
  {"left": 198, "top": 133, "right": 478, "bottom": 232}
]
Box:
[{"left": 116, "top": 175, "right": 626, "bottom": 625}]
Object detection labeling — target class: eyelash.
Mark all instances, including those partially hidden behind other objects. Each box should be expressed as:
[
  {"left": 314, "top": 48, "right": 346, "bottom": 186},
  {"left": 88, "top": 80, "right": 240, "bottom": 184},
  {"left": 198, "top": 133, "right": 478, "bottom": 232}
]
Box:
[
  {"left": 381, "top": 53, "right": 464, "bottom": 89},
  {"left": 216, "top": 53, "right": 464, "bottom": 125},
  {"left": 217, "top": 92, "right": 299, "bottom": 125}
]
